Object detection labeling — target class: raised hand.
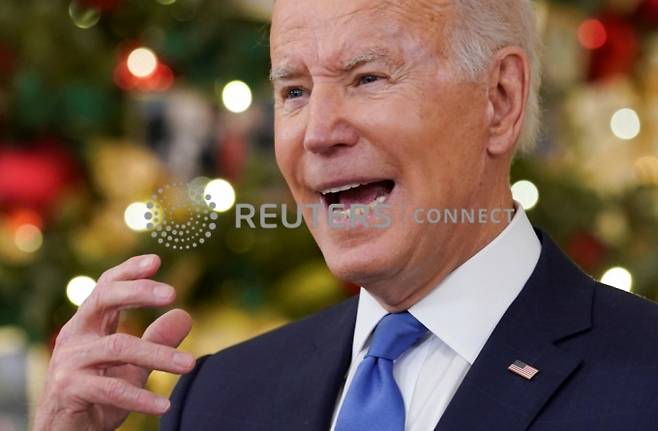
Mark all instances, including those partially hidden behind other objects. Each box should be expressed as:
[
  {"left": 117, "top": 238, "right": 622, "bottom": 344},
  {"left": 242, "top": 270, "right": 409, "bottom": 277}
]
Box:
[{"left": 33, "top": 254, "right": 195, "bottom": 431}]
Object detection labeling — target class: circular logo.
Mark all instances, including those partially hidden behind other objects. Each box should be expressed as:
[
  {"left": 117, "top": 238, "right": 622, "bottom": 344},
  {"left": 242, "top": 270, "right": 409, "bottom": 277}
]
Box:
[{"left": 144, "top": 180, "right": 219, "bottom": 251}]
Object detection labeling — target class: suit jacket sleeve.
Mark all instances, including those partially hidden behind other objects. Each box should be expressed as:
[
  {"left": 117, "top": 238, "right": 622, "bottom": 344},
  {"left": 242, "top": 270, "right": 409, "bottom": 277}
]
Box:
[{"left": 160, "top": 354, "right": 210, "bottom": 431}]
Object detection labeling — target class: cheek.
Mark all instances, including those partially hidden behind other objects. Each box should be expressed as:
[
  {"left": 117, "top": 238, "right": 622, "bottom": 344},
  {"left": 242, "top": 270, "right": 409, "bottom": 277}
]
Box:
[
  {"left": 346, "top": 95, "right": 423, "bottom": 156},
  {"left": 274, "top": 114, "right": 306, "bottom": 186},
  {"left": 352, "top": 95, "right": 448, "bottom": 174},
  {"left": 357, "top": 86, "right": 485, "bottom": 198},
  {"left": 273, "top": 139, "right": 295, "bottom": 186}
]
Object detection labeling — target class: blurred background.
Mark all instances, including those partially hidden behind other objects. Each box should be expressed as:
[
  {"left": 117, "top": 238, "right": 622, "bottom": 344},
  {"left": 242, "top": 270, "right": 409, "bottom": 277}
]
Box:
[{"left": 1, "top": 0, "right": 658, "bottom": 429}]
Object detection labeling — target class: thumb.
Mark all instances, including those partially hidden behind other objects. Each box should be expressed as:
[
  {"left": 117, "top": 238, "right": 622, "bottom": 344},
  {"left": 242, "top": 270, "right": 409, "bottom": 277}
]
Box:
[
  {"left": 142, "top": 308, "right": 193, "bottom": 348},
  {"left": 120, "top": 309, "right": 194, "bottom": 389}
]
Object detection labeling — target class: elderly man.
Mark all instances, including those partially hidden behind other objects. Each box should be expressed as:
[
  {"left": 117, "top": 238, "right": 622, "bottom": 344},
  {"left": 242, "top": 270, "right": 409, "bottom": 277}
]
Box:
[{"left": 35, "top": 0, "right": 658, "bottom": 430}]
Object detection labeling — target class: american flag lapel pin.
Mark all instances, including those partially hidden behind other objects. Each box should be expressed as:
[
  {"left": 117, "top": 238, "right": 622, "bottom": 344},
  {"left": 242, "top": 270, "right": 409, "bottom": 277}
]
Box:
[{"left": 507, "top": 360, "right": 539, "bottom": 380}]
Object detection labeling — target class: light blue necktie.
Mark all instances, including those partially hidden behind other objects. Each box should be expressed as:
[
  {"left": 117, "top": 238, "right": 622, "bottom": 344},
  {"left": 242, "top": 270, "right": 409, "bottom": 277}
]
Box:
[{"left": 335, "top": 311, "right": 429, "bottom": 431}]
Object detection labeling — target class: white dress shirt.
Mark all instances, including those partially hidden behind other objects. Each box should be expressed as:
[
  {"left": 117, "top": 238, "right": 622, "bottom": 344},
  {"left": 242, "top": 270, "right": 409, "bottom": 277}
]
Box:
[{"left": 329, "top": 202, "right": 541, "bottom": 431}]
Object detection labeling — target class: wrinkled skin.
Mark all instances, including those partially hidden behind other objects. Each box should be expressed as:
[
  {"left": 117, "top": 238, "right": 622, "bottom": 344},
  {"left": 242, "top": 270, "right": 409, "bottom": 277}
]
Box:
[{"left": 270, "top": 0, "right": 529, "bottom": 310}]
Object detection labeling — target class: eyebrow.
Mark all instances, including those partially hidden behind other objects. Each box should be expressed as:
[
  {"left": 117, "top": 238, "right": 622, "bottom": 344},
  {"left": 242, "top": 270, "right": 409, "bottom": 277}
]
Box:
[
  {"left": 343, "top": 47, "right": 399, "bottom": 70},
  {"left": 269, "top": 47, "right": 399, "bottom": 82},
  {"left": 269, "top": 65, "right": 301, "bottom": 82}
]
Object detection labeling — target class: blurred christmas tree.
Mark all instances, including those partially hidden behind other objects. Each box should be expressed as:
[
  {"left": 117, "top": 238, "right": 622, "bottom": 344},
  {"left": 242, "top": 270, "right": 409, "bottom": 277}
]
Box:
[{"left": 0, "top": 0, "right": 657, "bottom": 430}]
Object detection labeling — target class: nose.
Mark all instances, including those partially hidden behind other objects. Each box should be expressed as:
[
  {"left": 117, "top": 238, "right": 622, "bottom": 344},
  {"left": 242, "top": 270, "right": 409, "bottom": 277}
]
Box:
[{"left": 303, "top": 84, "right": 359, "bottom": 154}]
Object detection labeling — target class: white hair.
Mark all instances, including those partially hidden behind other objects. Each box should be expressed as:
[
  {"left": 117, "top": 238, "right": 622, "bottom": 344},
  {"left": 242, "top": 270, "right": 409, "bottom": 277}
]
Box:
[{"left": 448, "top": 0, "right": 542, "bottom": 154}]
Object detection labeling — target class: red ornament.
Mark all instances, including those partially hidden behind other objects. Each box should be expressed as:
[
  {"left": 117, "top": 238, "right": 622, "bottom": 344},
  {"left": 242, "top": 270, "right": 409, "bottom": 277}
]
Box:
[
  {"left": 6, "top": 208, "right": 43, "bottom": 232},
  {"left": 142, "top": 63, "right": 174, "bottom": 92},
  {"left": 113, "top": 46, "right": 174, "bottom": 93},
  {"left": 566, "top": 231, "right": 606, "bottom": 272},
  {"left": 587, "top": 14, "right": 639, "bottom": 81},
  {"left": 578, "top": 19, "right": 607, "bottom": 50},
  {"left": 0, "top": 140, "right": 79, "bottom": 213}
]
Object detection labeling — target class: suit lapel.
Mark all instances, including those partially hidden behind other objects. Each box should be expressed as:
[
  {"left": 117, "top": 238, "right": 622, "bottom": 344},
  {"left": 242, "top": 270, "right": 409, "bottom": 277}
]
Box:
[
  {"left": 435, "top": 228, "right": 595, "bottom": 431},
  {"left": 270, "top": 295, "right": 358, "bottom": 431}
]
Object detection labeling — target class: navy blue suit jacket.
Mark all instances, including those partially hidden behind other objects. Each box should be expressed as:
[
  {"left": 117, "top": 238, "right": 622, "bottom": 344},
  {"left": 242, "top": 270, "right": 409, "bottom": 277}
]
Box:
[{"left": 161, "top": 228, "right": 658, "bottom": 430}]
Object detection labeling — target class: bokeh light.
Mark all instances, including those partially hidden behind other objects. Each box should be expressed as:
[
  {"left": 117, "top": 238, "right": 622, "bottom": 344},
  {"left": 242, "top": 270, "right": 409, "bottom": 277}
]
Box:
[
  {"left": 68, "top": 1, "right": 101, "bottom": 29},
  {"left": 511, "top": 180, "right": 539, "bottom": 210},
  {"left": 204, "top": 179, "right": 236, "bottom": 212},
  {"left": 577, "top": 19, "right": 607, "bottom": 50},
  {"left": 127, "top": 47, "right": 158, "bottom": 78},
  {"left": 14, "top": 224, "right": 43, "bottom": 253},
  {"left": 633, "top": 156, "right": 658, "bottom": 185},
  {"left": 610, "top": 108, "right": 641, "bottom": 140},
  {"left": 601, "top": 266, "right": 632, "bottom": 292},
  {"left": 221, "top": 80, "right": 253, "bottom": 113},
  {"left": 66, "top": 276, "right": 96, "bottom": 306},
  {"left": 124, "top": 202, "right": 150, "bottom": 231}
]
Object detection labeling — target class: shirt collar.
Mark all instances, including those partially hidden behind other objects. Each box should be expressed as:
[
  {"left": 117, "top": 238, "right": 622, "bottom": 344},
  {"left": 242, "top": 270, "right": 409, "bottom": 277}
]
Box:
[{"left": 351, "top": 201, "right": 541, "bottom": 365}]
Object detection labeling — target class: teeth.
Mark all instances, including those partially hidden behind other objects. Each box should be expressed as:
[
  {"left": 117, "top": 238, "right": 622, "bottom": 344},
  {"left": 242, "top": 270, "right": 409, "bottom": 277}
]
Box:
[
  {"left": 321, "top": 183, "right": 363, "bottom": 195},
  {"left": 333, "top": 208, "right": 350, "bottom": 218},
  {"left": 329, "top": 195, "right": 388, "bottom": 222},
  {"left": 365, "top": 195, "right": 387, "bottom": 210}
]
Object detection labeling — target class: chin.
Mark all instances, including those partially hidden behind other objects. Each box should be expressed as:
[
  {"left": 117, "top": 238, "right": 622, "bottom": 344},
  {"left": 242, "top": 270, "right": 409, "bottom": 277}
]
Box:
[{"left": 316, "top": 227, "right": 408, "bottom": 288}]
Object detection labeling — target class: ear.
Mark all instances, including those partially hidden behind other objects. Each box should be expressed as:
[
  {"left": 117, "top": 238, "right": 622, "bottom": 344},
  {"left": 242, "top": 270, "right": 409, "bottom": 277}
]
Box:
[{"left": 485, "top": 47, "right": 530, "bottom": 156}]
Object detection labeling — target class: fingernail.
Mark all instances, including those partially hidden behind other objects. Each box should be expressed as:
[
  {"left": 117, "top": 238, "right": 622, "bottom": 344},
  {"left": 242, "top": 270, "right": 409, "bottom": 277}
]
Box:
[
  {"left": 156, "top": 397, "right": 170, "bottom": 412},
  {"left": 154, "top": 284, "right": 173, "bottom": 299},
  {"left": 140, "top": 255, "right": 153, "bottom": 269},
  {"left": 173, "top": 352, "right": 194, "bottom": 368}
]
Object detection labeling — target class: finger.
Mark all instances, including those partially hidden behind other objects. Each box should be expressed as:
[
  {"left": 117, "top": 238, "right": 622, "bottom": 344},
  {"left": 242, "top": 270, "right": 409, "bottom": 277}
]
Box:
[
  {"left": 72, "top": 374, "right": 171, "bottom": 416},
  {"left": 78, "top": 279, "right": 176, "bottom": 325},
  {"left": 72, "top": 280, "right": 176, "bottom": 335},
  {"left": 69, "top": 333, "right": 195, "bottom": 374},
  {"left": 142, "top": 308, "right": 193, "bottom": 348},
  {"left": 97, "top": 254, "right": 161, "bottom": 285},
  {"left": 134, "top": 309, "right": 194, "bottom": 385},
  {"left": 76, "top": 279, "right": 175, "bottom": 334}
]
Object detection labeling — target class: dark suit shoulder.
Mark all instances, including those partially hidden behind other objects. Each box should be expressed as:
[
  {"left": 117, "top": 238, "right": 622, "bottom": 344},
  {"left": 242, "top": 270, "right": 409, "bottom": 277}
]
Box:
[
  {"left": 201, "top": 294, "right": 357, "bottom": 367},
  {"left": 576, "top": 281, "right": 658, "bottom": 364},
  {"left": 161, "top": 295, "right": 358, "bottom": 430},
  {"left": 592, "top": 281, "right": 658, "bottom": 334},
  {"left": 531, "top": 282, "right": 658, "bottom": 429}
]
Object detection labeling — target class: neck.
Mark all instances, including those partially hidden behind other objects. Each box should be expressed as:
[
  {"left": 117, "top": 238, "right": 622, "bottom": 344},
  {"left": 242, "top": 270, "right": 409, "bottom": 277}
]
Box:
[{"left": 368, "top": 192, "right": 516, "bottom": 313}]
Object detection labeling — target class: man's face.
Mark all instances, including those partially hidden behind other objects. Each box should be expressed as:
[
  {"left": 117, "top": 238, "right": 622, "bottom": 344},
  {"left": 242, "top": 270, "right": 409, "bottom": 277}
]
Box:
[{"left": 270, "top": 0, "right": 491, "bottom": 297}]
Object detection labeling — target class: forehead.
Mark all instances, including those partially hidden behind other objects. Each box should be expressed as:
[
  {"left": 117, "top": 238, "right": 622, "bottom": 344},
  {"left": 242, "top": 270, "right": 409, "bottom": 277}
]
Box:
[{"left": 270, "top": 0, "right": 453, "bottom": 64}]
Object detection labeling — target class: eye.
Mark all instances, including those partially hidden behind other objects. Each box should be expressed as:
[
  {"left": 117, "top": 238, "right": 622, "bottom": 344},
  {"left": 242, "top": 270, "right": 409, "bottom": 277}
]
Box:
[
  {"left": 283, "top": 87, "right": 306, "bottom": 100},
  {"left": 357, "top": 74, "right": 382, "bottom": 86}
]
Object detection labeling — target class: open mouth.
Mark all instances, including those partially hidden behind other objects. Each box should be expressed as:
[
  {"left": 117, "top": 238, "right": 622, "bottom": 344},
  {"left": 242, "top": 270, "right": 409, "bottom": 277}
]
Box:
[{"left": 319, "top": 179, "right": 395, "bottom": 208}]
